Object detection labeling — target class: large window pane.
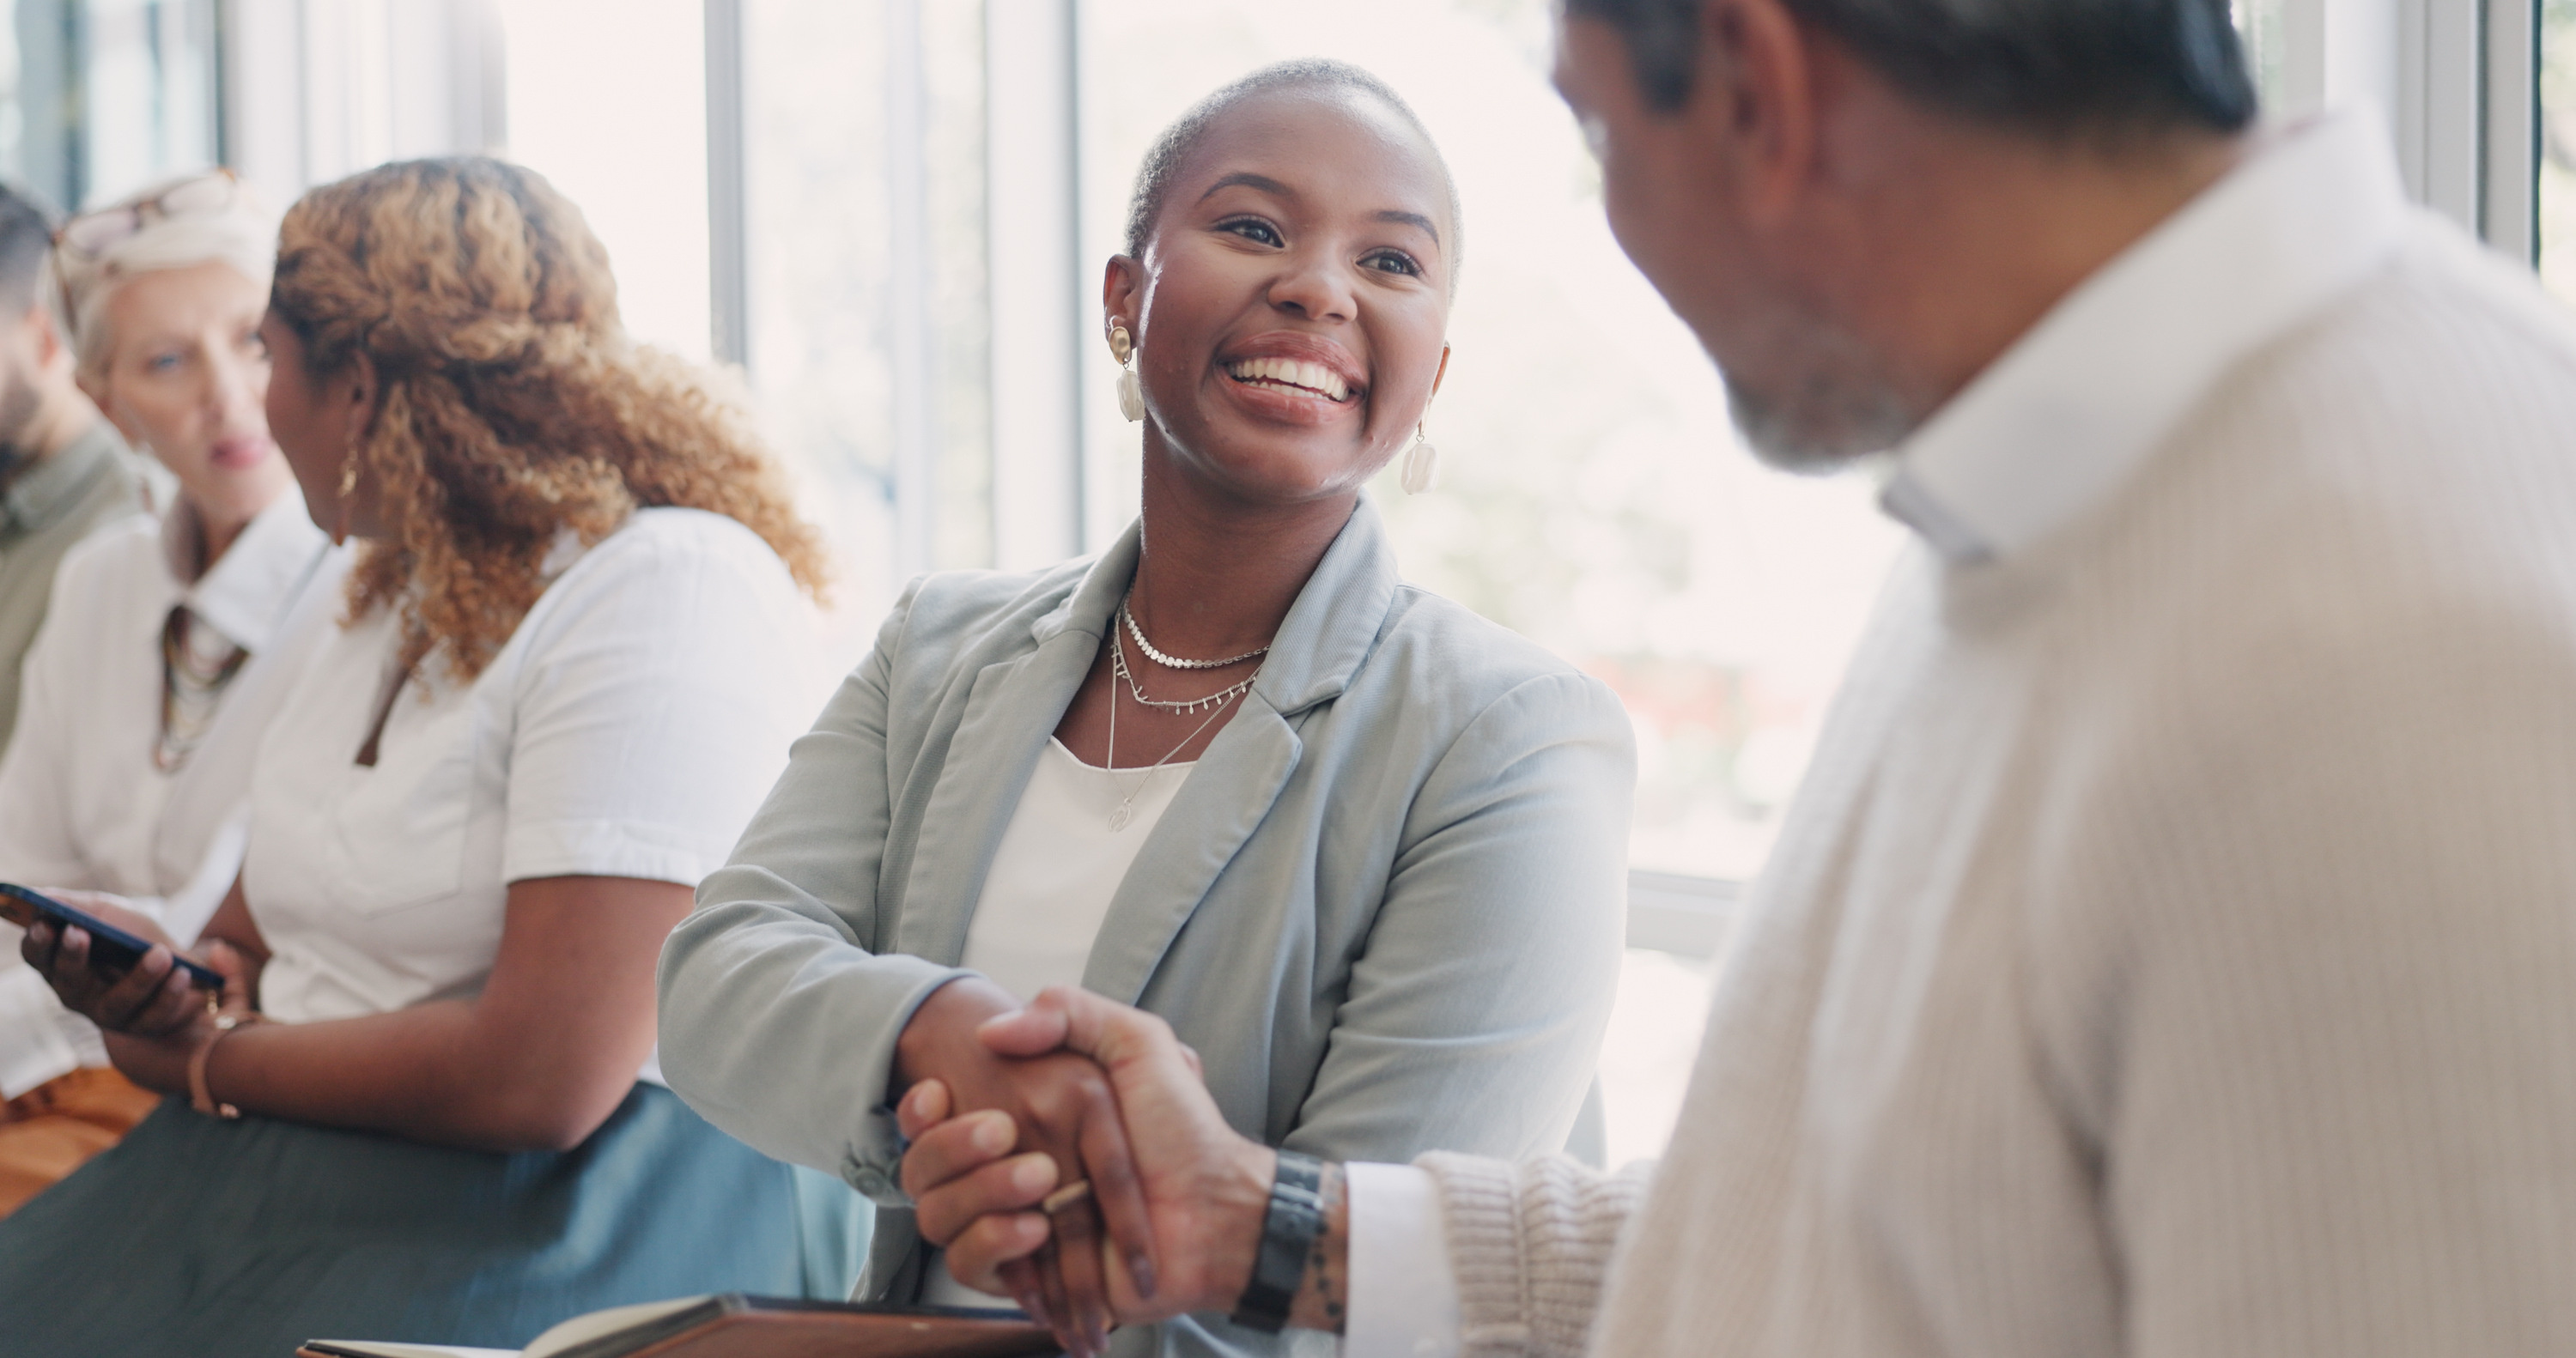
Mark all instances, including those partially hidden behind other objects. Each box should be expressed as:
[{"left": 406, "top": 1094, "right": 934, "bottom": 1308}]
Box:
[
  {"left": 737, "top": 0, "right": 992, "bottom": 651},
  {"left": 0, "top": 0, "right": 220, "bottom": 211},
  {"left": 80, "top": 0, "right": 219, "bottom": 203},
  {"left": 2543, "top": 0, "right": 2576, "bottom": 295},
  {"left": 2231, "top": 0, "right": 2289, "bottom": 110},
  {"left": 500, "top": 0, "right": 711, "bottom": 361},
  {"left": 493, "top": 1, "right": 993, "bottom": 656}
]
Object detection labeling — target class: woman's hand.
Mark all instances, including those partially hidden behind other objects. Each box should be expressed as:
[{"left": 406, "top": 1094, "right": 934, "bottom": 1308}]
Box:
[
  {"left": 896, "top": 979, "right": 1158, "bottom": 1355},
  {"left": 895, "top": 1079, "right": 1091, "bottom": 1345},
  {"left": 20, "top": 891, "right": 214, "bottom": 1039},
  {"left": 21, "top": 891, "right": 266, "bottom": 1097}
]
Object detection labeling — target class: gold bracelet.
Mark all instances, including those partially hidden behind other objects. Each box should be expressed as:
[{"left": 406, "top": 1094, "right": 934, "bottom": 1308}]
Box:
[{"left": 187, "top": 1012, "right": 259, "bottom": 1119}]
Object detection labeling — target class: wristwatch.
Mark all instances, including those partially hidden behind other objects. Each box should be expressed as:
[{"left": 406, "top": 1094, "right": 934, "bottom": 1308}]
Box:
[
  {"left": 188, "top": 1012, "right": 260, "bottom": 1119},
  {"left": 1230, "top": 1150, "right": 1326, "bottom": 1333}
]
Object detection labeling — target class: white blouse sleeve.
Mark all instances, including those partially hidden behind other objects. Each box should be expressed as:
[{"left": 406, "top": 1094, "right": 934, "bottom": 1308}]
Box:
[{"left": 499, "top": 514, "right": 817, "bottom": 889}]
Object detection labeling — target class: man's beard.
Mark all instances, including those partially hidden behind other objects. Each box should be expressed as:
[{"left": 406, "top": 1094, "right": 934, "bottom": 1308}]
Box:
[{"left": 1716, "top": 313, "right": 1923, "bottom": 473}]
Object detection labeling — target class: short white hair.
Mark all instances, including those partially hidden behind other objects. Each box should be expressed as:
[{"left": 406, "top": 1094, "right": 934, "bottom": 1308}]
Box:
[{"left": 48, "top": 170, "right": 280, "bottom": 386}]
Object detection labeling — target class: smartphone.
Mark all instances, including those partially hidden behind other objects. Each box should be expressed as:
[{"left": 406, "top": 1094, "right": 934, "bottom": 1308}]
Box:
[{"left": 0, "top": 882, "right": 222, "bottom": 991}]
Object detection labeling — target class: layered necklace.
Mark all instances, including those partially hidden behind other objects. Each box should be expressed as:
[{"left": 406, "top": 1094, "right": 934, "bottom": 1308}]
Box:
[
  {"left": 1102, "top": 596, "right": 1271, "bottom": 830},
  {"left": 155, "top": 606, "right": 250, "bottom": 772}
]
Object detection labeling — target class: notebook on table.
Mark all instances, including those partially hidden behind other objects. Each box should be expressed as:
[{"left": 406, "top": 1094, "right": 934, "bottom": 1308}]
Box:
[{"left": 298, "top": 1294, "right": 1060, "bottom": 1358}]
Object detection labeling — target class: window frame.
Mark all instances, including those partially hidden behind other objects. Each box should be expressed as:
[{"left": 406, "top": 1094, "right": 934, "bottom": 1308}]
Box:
[{"left": 2270, "top": 0, "right": 2539, "bottom": 255}]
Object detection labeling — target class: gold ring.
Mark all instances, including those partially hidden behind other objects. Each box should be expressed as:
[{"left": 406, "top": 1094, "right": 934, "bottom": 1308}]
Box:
[{"left": 1041, "top": 1179, "right": 1092, "bottom": 1215}]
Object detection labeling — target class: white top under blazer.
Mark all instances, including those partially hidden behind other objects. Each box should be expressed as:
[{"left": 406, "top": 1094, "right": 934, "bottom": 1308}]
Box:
[
  {"left": 956, "top": 737, "right": 1194, "bottom": 1004},
  {"left": 926, "top": 736, "right": 1194, "bottom": 1306}
]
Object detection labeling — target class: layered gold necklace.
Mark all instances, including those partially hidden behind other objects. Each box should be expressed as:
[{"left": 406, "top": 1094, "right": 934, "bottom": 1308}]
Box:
[{"left": 1100, "top": 597, "right": 1271, "bottom": 830}]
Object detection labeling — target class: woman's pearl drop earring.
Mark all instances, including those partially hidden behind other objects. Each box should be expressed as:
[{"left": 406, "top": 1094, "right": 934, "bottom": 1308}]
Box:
[
  {"left": 1400, "top": 423, "right": 1439, "bottom": 494},
  {"left": 1111, "top": 324, "right": 1145, "bottom": 423}
]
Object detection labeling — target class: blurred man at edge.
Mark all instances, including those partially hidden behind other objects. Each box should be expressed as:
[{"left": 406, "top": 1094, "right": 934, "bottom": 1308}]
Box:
[{"left": 0, "top": 183, "right": 138, "bottom": 755}]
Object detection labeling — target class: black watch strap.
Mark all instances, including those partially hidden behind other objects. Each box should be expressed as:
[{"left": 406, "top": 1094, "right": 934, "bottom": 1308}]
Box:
[{"left": 1230, "top": 1151, "right": 1327, "bottom": 1333}]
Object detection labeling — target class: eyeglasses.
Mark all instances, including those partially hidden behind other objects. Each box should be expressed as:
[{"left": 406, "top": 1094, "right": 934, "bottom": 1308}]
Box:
[{"left": 55, "top": 168, "right": 244, "bottom": 259}]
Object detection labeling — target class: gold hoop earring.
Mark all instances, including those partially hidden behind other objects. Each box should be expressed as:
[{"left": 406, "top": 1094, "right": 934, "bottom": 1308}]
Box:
[{"left": 1110, "top": 324, "right": 1144, "bottom": 423}]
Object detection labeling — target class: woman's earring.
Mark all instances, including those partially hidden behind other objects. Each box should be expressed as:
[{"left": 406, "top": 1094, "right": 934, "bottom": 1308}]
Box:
[
  {"left": 1110, "top": 324, "right": 1145, "bottom": 423},
  {"left": 1400, "top": 424, "right": 1439, "bottom": 494},
  {"left": 332, "top": 452, "right": 360, "bottom": 545}
]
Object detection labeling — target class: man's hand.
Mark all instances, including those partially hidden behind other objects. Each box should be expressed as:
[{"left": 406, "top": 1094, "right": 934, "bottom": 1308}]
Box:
[{"left": 900, "top": 985, "right": 1279, "bottom": 1336}]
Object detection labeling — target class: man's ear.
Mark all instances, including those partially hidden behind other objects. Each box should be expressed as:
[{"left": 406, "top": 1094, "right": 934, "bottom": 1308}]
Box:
[
  {"left": 1101, "top": 254, "right": 1145, "bottom": 345},
  {"left": 1692, "top": 0, "right": 1822, "bottom": 227},
  {"left": 21, "top": 301, "right": 66, "bottom": 372}
]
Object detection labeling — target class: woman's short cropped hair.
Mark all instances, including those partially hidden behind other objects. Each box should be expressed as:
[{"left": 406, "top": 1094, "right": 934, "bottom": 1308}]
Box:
[
  {"left": 1123, "top": 58, "right": 1464, "bottom": 290},
  {"left": 269, "top": 156, "right": 827, "bottom": 682},
  {"left": 49, "top": 170, "right": 280, "bottom": 385}
]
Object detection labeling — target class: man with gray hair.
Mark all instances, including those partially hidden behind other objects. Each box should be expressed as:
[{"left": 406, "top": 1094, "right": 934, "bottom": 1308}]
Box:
[
  {"left": 0, "top": 182, "right": 137, "bottom": 755},
  {"left": 896, "top": 0, "right": 2576, "bottom": 1354}
]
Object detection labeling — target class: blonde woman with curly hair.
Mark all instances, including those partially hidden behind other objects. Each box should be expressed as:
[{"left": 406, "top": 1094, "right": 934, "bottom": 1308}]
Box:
[{"left": 3, "top": 158, "right": 857, "bottom": 1355}]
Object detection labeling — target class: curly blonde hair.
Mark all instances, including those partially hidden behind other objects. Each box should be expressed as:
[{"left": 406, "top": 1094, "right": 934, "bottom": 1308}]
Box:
[{"left": 270, "top": 156, "right": 826, "bottom": 682}]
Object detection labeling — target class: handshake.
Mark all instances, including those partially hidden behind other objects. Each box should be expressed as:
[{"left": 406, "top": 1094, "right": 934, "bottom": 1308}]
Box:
[{"left": 895, "top": 982, "right": 1338, "bottom": 1358}]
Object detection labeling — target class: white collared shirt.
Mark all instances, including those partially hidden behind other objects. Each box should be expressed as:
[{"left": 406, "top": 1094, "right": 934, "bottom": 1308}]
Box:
[
  {"left": 1874, "top": 113, "right": 2405, "bottom": 561},
  {"left": 0, "top": 488, "right": 339, "bottom": 1098},
  {"left": 242, "top": 508, "right": 820, "bottom": 1084},
  {"left": 1345, "top": 111, "right": 2421, "bottom": 1358}
]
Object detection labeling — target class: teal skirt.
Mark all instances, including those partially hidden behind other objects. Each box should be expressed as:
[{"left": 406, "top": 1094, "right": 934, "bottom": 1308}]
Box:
[{"left": 0, "top": 1082, "right": 867, "bottom": 1357}]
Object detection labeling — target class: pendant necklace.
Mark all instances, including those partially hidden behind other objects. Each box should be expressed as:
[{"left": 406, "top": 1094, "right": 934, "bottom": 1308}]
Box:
[
  {"left": 155, "top": 606, "right": 250, "bottom": 773},
  {"left": 1112, "top": 634, "right": 1257, "bottom": 714},
  {"left": 1104, "top": 625, "right": 1249, "bottom": 830}
]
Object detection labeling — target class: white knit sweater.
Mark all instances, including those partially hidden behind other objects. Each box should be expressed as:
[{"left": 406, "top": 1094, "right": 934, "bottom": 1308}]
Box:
[{"left": 1413, "top": 115, "right": 2576, "bottom": 1358}]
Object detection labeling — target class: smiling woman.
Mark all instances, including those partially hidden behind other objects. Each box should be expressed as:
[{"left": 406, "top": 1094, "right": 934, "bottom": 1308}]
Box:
[
  {"left": 1114, "top": 63, "right": 1454, "bottom": 504},
  {"left": 656, "top": 58, "right": 1634, "bottom": 1358}
]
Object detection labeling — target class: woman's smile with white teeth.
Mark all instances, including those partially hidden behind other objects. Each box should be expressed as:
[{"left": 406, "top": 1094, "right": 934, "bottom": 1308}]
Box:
[{"left": 1224, "top": 356, "right": 1352, "bottom": 401}]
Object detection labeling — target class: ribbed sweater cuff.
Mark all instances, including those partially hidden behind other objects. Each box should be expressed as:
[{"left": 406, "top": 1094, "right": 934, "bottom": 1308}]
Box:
[{"left": 1419, "top": 1151, "right": 1647, "bottom": 1358}]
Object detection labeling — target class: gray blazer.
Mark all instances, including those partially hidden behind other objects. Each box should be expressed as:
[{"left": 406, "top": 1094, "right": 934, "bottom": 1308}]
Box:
[{"left": 658, "top": 500, "right": 1631, "bottom": 1355}]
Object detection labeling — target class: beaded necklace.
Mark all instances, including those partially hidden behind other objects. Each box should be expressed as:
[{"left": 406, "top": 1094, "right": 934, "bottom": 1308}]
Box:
[{"left": 155, "top": 606, "right": 249, "bottom": 773}]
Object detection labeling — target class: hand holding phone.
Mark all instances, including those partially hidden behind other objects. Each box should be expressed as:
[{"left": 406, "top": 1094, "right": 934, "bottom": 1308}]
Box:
[
  {"left": 4, "top": 882, "right": 227, "bottom": 1044},
  {"left": 2, "top": 883, "right": 223, "bottom": 990}
]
